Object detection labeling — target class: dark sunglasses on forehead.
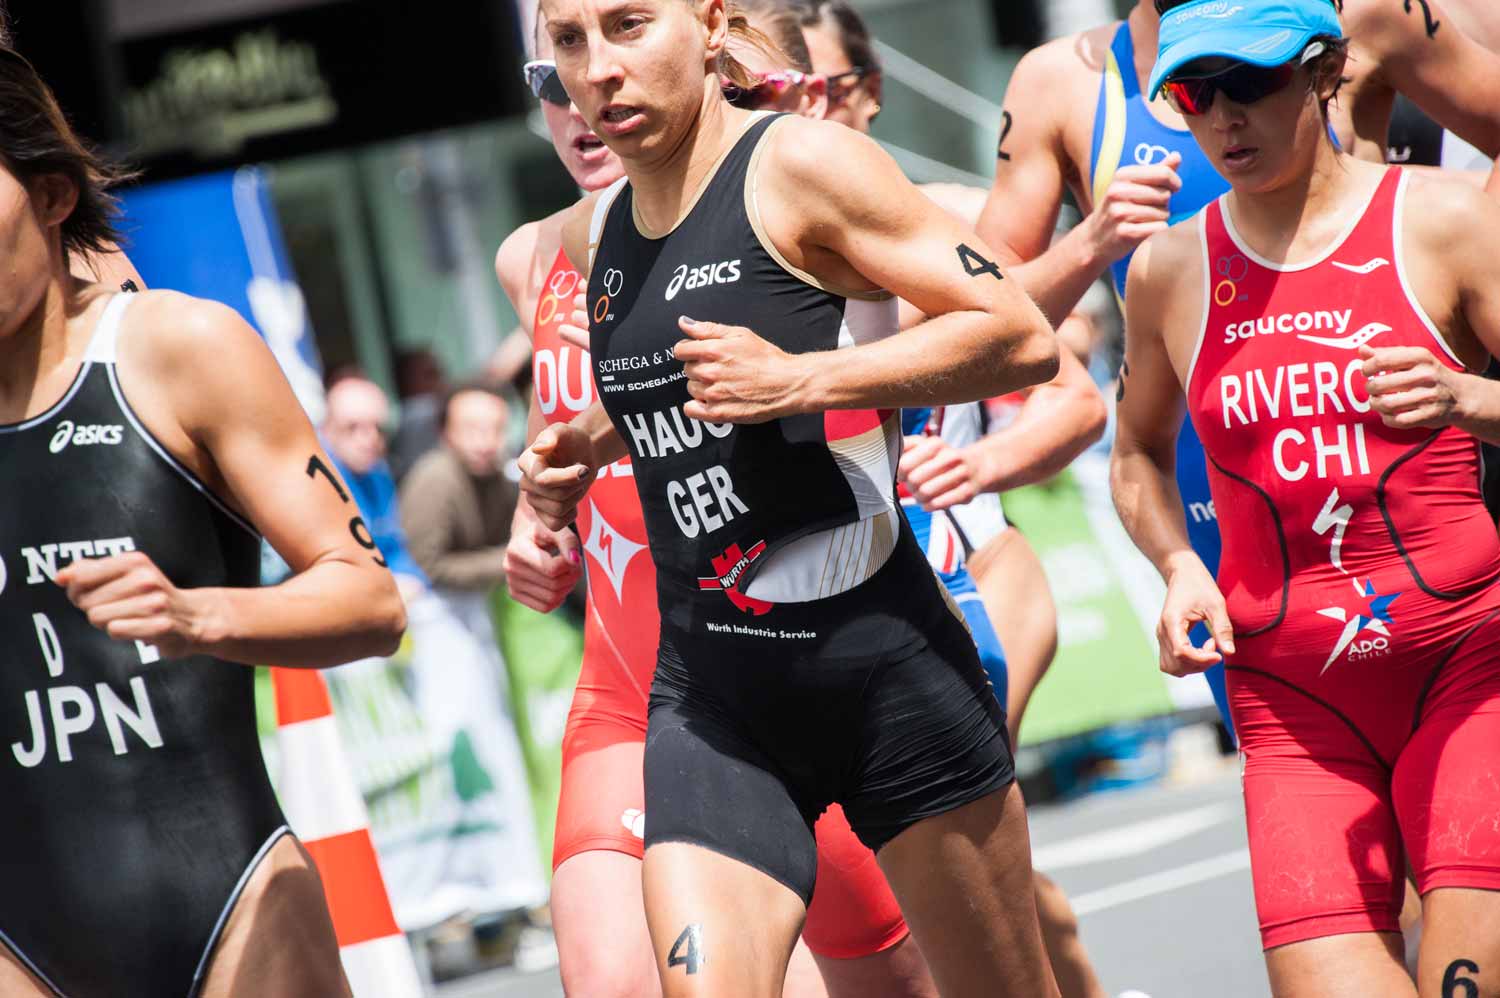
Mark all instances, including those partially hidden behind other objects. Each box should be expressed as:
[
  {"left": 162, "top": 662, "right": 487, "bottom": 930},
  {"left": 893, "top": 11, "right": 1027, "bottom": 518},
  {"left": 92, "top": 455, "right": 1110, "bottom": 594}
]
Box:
[
  {"left": 523, "top": 59, "right": 571, "bottom": 108},
  {"left": 721, "top": 70, "right": 809, "bottom": 110},
  {"left": 1161, "top": 41, "right": 1326, "bottom": 117}
]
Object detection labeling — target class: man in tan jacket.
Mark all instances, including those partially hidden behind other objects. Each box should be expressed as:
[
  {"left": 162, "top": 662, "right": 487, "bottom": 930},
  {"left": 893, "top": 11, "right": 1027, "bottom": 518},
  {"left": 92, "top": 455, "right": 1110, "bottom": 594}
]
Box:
[{"left": 402, "top": 384, "right": 520, "bottom": 589}]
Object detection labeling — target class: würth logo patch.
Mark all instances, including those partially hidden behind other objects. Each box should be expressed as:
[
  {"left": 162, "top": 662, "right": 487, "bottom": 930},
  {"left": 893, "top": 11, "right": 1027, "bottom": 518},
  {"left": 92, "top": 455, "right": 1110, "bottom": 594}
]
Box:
[{"left": 697, "top": 540, "right": 772, "bottom": 615}]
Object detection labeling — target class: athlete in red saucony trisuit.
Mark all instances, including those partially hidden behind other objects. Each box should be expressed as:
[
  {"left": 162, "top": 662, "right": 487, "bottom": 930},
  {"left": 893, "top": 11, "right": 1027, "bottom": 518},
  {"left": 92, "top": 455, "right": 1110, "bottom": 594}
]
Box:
[
  {"left": 498, "top": 30, "right": 928, "bottom": 998},
  {"left": 1114, "top": 2, "right": 1500, "bottom": 994}
]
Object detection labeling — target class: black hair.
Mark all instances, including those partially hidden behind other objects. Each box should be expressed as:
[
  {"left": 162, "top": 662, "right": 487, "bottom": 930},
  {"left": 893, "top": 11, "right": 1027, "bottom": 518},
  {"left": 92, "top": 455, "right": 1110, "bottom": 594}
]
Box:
[
  {"left": 0, "top": 47, "right": 133, "bottom": 260},
  {"left": 795, "top": 0, "right": 881, "bottom": 75}
]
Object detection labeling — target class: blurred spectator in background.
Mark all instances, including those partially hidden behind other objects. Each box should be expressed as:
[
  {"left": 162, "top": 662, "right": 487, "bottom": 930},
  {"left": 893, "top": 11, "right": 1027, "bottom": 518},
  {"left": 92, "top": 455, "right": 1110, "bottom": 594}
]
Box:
[
  {"left": 322, "top": 372, "right": 428, "bottom": 603},
  {"left": 402, "top": 383, "right": 519, "bottom": 588},
  {"left": 398, "top": 382, "right": 547, "bottom": 922},
  {"left": 390, "top": 347, "right": 447, "bottom": 481}
]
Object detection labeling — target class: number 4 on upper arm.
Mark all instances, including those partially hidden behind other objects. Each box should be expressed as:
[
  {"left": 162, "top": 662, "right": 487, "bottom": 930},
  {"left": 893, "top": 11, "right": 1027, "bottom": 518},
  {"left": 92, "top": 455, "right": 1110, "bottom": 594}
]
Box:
[{"left": 957, "top": 244, "right": 1005, "bottom": 283}]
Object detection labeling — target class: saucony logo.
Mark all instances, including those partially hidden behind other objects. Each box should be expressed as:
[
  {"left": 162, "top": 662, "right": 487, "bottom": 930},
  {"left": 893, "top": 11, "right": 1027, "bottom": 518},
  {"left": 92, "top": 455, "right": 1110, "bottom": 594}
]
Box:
[
  {"left": 1331, "top": 258, "right": 1389, "bottom": 275},
  {"left": 1296, "top": 322, "right": 1390, "bottom": 351}
]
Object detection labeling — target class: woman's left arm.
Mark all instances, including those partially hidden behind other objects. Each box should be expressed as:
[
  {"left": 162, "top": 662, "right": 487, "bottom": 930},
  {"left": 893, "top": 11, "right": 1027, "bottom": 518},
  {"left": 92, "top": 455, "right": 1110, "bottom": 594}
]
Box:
[{"left": 673, "top": 118, "right": 1058, "bottom": 425}]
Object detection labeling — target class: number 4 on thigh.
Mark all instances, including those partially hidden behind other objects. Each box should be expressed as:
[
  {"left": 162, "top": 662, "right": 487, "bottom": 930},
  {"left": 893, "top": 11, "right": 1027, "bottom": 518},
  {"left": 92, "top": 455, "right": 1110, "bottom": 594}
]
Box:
[{"left": 668, "top": 924, "right": 705, "bottom": 975}]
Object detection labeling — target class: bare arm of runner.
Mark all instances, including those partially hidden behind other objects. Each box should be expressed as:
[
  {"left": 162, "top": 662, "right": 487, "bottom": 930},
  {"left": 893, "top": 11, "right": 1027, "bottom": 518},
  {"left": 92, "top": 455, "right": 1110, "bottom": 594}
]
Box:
[
  {"left": 900, "top": 343, "right": 1106, "bottom": 510},
  {"left": 495, "top": 218, "right": 584, "bottom": 612},
  {"left": 1361, "top": 177, "right": 1500, "bottom": 443},
  {"left": 1347, "top": 0, "right": 1500, "bottom": 160},
  {"left": 518, "top": 194, "right": 633, "bottom": 531},
  {"left": 1487, "top": 157, "right": 1500, "bottom": 198},
  {"left": 1110, "top": 227, "right": 1235, "bottom": 676},
  {"left": 57, "top": 292, "right": 405, "bottom": 668},
  {"left": 975, "top": 40, "right": 1182, "bottom": 324},
  {"left": 679, "top": 115, "right": 1057, "bottom": 424}
]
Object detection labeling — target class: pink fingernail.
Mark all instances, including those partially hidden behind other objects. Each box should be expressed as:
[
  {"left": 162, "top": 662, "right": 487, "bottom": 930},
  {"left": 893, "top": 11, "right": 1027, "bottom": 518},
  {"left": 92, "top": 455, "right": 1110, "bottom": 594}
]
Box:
[{"left": 568, "top": 550, "right": 581, "bottom": 565}]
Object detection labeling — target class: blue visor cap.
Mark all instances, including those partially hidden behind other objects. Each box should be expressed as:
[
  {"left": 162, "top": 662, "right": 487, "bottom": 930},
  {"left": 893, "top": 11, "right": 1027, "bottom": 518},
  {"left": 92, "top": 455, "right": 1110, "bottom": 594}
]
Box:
[{"left": 1149, "top": 0, "right": 1344, "bottom": 99}]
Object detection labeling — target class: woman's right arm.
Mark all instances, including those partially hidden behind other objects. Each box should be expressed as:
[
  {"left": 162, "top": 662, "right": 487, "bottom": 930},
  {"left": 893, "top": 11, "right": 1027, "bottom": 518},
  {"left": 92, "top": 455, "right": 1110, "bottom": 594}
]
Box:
[
  {"left": 1110, "top": 230, "right": 1235, "bottom": 674},
  {"left": 496, "top": 218, "right": 587, "bottom": 610}
]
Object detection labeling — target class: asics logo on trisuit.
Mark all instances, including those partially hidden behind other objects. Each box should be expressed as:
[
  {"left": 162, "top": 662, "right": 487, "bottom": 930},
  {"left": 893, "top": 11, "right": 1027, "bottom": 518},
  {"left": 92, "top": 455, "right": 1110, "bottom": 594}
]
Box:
[
  {"left": 665, "top": 259, "right": 741, "bottom": 301},
  {"left": 49, "top": 420, "right": 123, "bottom": 454}
]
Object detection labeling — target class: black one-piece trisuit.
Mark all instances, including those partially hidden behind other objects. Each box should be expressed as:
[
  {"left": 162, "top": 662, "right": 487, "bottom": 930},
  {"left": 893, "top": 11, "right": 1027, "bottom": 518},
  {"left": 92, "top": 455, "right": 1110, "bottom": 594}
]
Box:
[
  {"left": 586, "top": 112, "right": 1016, "bottom": 902},
  {"left": 0, "top": 292, "right": 289, "bottom": 997}
]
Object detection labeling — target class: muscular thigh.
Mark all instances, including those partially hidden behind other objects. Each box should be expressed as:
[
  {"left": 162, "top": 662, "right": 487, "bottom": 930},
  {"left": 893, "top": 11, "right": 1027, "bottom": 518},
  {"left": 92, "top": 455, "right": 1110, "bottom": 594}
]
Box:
[
  {"left": 1392, "top": 631, "right": 1500, "bottom": 898},
  {"left": 553, "top": 850, "right": 660, "bottom": 998},
  {"left": 804, "top": 805, "right": 908, "bottom": 961},
  {"left": 1232, "top": 668, "right": 1406, "bottom": 950},
  {"left": 644, "top": 842, "right": 807, "bottom": 998},
  {"left": 199, "top": 835, "right": 349, "bottom": 998},
  {"left": 969, "top": 530, "right": 1057, "bottom": 731},
  {"left": 554, "top": 726, "right": 648, "bottom": 869}
]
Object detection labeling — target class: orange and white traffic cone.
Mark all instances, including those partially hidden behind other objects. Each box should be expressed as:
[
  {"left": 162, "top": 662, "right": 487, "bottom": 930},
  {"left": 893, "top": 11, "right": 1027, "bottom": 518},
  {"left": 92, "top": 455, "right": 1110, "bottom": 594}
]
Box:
[{"left": 273, "top": 667, "right": 425, "bottom": 998}]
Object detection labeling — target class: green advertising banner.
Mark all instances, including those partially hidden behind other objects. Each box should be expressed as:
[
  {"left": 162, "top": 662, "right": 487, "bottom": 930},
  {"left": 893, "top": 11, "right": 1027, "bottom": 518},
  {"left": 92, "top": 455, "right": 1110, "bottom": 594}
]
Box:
[{"left": 1005, "top": 453, "right": 1213, "bottom": 745}]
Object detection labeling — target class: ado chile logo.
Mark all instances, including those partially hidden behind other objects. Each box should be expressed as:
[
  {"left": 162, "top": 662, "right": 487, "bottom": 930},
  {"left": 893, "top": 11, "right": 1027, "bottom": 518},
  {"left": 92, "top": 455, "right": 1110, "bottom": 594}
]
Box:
[{"left": 697, "top": 540, "right": 772, "bottom": 615}]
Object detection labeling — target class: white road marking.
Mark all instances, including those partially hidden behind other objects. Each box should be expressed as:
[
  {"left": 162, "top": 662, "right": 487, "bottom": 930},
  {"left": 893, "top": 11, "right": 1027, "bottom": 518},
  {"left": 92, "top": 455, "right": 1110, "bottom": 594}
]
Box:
[
  {"left": 1070, "top": 848, "right": 1252, "bottom": 917},
  {"left": 1031, "top": 802, "right": 1238, "bottom": 871}
]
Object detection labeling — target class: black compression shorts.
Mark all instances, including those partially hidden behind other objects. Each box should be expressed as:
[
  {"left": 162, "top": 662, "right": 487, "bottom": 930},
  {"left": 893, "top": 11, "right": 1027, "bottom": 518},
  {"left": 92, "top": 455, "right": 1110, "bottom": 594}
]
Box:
[{"left": 642, "top": 524, "right": 1015, "bottom": 904}]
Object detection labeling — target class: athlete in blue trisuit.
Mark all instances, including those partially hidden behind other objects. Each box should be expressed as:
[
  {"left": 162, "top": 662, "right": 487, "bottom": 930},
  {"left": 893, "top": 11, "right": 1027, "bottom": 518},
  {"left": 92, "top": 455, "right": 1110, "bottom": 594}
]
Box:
[{"left": 976, "top": 0, "right": 1500, "bottom": 742}]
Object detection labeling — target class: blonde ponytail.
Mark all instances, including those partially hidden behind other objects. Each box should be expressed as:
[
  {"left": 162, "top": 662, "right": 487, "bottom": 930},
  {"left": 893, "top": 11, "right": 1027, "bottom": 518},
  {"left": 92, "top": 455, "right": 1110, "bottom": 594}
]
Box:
[{"left": 718, "top": 2, "right": 785, "bottom": 89}]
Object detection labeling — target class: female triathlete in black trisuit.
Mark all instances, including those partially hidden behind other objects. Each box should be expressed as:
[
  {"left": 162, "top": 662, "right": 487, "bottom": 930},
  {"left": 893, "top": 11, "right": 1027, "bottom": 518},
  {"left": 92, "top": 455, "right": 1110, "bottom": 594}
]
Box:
[
  {"left": 520, "top": 2, "right": 1062, "bottom": 996},
  {"left": 0, "top": 47, "right": 404, "bottom": 998}
]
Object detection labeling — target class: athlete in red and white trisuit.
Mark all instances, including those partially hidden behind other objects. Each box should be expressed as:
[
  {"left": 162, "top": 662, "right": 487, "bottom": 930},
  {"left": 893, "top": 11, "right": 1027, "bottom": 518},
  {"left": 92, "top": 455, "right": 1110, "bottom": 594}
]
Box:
[
  {"left": 498, "top": 22, "right": 932, "bottom": 998},
  {"left": 1114, "top": 2, "right": 1500, "bottom": 994}
]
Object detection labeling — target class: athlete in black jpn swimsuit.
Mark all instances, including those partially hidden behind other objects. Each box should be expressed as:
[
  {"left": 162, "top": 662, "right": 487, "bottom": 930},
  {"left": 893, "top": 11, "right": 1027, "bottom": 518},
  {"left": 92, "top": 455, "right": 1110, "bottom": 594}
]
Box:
[
  {"left": 0, "top": 50, "right": 405, "bottom": 998},
  {"left": 521, "top": 3, "right": 1063, "bottom": 996}
]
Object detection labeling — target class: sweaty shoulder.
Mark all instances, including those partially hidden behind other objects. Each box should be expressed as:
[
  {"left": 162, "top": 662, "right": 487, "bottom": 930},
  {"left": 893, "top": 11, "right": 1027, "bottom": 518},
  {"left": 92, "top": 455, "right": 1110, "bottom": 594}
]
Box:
[
  {"left": 496, "top": 216, "right": 571, "bottom": 338},
  {"left": 1339, "top": 0, "right": 1432, "bottom": 56},
  {"left": 118, "top": 290, "right": 262, "bottom": 383},
  {"left": 111, "top": 290, "right": 295, "bottom": 489},
  {"left": 560, "top": 188, "right": 613, "bottom": 281},
  {"left": 1005, "top": 27, "right": 1114, "bottom": 123},
  {"left": 1133, "top": 214, "right": 1201, "bottom": 284},
  {"left": 1128, "top": 214, "right": 1206, "bottom": 366},
  {"left": 759, "top": 115, "right": 902, "bottom": 222},
  {"left": 496, "top": 220, "right": 543, "bottom": 320},
  {"left": 1401, "top": 166, "right": 1500, "bottom": 250}
]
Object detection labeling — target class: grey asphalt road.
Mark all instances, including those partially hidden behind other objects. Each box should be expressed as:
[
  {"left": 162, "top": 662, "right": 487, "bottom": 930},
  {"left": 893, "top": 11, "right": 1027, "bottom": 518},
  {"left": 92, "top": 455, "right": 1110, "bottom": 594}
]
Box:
[{"left": 431, "top": 767, "right": 1270, "bottom": 998}]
